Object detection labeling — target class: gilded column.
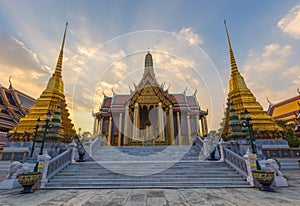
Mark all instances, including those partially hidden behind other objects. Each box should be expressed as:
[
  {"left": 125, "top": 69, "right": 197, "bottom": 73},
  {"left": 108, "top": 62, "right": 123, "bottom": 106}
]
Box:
[
  {"left": 168, "top": 105, "right": 174, "bottom": 144},
  {"left": 201, "top": 117, "right": 205, "bottom": 137},
  {"left": 133, "top": 103, "right": 139, "bottom": 141},
  {"left": 187, "top": 115, "right": 191, "bottom": 145},
  {"left": 195, "top": 114, "right": 200, "bottom": 136},
  {"left": 158, "top": 102, "right": 165, "bottom": 142},
  {"left": 204, "top": 116, "right": 208, "bottom": 136},
  {"left": 176, "top": 112, "right": 182, "bottom": 145},
  {"left": 107, "top": 117, "right": 112, "bottom": 145},
  {"left": 93, "top": 117, "right": 97, "bottom": 137},
  {"left": 118, "top": 113, "right": 123, "bottom": 146},
  {"left": 123, "top": 105, "right": 130, "bottom": 145}
]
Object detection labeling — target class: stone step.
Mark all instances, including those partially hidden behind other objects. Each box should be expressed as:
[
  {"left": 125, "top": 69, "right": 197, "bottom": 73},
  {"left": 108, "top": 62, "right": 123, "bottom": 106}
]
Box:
[
  {"left": 49, "top": 178, "right": 246, "bottom": 184},
  {"left": 44, "top": 145, "right": 249, "bottom": 189},
  {"left": 45, "top": 182, "right": 250, "bottom": 189},
  {"left": 54, "top": 173, "right": 240, "bottom": 178},
  {"left": 276, "top": 158, "right": 300, "bottom": 170}
]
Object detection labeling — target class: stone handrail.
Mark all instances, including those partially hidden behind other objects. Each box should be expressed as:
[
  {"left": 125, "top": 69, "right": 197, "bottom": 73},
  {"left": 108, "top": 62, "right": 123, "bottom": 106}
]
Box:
[
  {"left": 0, "top": 147, "right": 29, "bottom": 161},
  {"left": 195, "top": 136, "right": 204, "bottom": 149},
  {"left": 223, "top": 147, "right": 248, "bottom": 179},
  {"left": 46, "top": 149, "right": 72, "bottom": 180},
  {"left": 91, "top": 136, "right": 100, "bottom": 154},
  {"left": 262, "top": 148, "right": 300, "bottom": 158}
]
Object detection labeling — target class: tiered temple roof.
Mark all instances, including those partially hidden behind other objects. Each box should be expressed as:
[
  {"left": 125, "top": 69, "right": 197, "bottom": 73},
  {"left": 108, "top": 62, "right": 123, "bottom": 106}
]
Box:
[
  {"left": 267, "top": 92, "right": 300, "bottom": 122},
  {"left": 0, "top": 81, "right": 35, "bottom": 138}
]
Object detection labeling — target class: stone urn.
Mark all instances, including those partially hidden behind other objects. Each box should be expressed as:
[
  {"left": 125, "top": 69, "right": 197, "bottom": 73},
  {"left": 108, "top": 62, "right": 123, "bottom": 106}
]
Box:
[
  {"left": 17, "top": 172, "right": 41, "bottom": 194},
  {"left": 252, "top": 170, "right": 275, "bottom": 192}
]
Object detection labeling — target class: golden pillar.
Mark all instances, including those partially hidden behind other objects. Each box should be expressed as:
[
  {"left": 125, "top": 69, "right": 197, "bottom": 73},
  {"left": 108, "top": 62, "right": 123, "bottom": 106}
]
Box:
[
  {"left": 158, "top": 102, "right": 164, "bottom": 142},
  {"left": 195, "top": 114, "right": 200, "bottom": 136},
  {"left": 176, "top": 112, "right": 182, "bottom": 145},
  {"left": 107, "top": 117, "right": 112, "bottom": 145},
  {"left": 204, "top": 117, "right": 208, "bottom": 136},
  {"left": 93, "top": 117, "right": 97, "bottom": 137}
]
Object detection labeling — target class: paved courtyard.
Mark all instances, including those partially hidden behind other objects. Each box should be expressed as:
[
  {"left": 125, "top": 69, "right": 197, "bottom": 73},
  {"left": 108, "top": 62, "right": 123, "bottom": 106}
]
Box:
[{"left": 0, "top": 170, "right": 299, "bottom": 206}]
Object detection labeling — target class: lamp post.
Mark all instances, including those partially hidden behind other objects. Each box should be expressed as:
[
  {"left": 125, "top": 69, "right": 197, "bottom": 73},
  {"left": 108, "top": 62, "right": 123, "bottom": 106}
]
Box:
[
  {"left": 39, "top": 110, "right": 52, "bottom": 155},
  {"left": 241, "top": 108, "right": 261, "bottom": 170},
  {"left": 241, "top": 109, "right": 256, "bottom": 154},
  {"left": 30, "top": 117, "right": 40, "bottom": 157}
]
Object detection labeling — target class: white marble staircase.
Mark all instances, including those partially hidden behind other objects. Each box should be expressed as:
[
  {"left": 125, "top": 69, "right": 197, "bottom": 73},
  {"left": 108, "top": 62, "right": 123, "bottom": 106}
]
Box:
[{"left": 44, "top": 145, "right": 250, "bottom": 189}]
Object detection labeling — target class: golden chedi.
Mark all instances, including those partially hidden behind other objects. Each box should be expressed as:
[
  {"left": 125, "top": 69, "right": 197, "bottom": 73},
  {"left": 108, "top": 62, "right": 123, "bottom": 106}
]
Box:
[
  {"left": 222, "top": 21, "right": 281, "bottom": 139},
  {"left": 9, "top": 23, "right": 76, "bottom": 142}
]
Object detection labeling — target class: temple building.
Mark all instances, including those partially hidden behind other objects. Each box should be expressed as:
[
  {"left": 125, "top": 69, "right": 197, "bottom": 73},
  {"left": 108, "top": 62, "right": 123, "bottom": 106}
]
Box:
[
  {"left": 9, "top": 23, "right": 76, "bottom": 142},
  {"left": 222, "top": 21, "right": 281, "bottom": 139},
  {"left": 0, "top": 80, "right": 35, "bottom": 138},
  {"left": 93, "top": 51, "right": 208, "bottom": 146},
  {"left": 267, "top": 91, "right": 300, "bottom": 123}
]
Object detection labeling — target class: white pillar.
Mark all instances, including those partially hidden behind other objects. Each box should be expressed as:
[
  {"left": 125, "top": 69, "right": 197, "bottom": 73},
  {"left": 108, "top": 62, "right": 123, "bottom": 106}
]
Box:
[
  {"left": 169, "top": 105, "right": 174, "bottom": 144},
  {"left": 108, "top": 117, "right": 112, "bottom": 145},
  {"left": 158, "top": 102, "right": 164, "bottom": 142},
  {"left": 133, "top": 103, "right": 139, "bottom": 141},
  {"left": 187, "top": 115, "right": 191, "bottom": 145},
  {"left": 244, "top": 150, "right": 258, "bottom": 187},
  {"left": 123, "top": 105, "right": 130, "bottom": 145},
  {"left": 98, "top": 118, "right": 103, "bottom": 135},
  {"left": 176, "top": 112, "right": 182, "bottom": 145},
  {"left": 93, "top": 117, "right": 97, "bottom": 137},
  {"left": 40, "top": 151, "right": 51, "bottom": 188},
  {"left": 118, "top": 113, "right": 123, "bottom": 146},
  {"left": 68, "top": 140, "right": 77, "bottom": 163}
]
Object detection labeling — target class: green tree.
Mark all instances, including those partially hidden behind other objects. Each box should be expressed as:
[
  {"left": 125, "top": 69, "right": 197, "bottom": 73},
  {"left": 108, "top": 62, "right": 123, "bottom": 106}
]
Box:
[{"left": 276, "top": 120, "right": 300, "bottom": 148}]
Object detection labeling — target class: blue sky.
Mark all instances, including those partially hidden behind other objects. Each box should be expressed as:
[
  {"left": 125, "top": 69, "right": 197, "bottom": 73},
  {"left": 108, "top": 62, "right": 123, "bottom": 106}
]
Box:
[{"left": 0, "top": 0, "right": 300, "bottom": 133}]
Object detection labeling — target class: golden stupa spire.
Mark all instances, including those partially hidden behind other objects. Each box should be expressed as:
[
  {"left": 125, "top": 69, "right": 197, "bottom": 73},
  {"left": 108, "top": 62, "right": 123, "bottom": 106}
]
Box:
[
  {"left": 222, "top": 21, "right": 281, "bottom": 138},
  {"left": 54, "top": 22, "right": 68, "bottom": 77},
  {"left": 224, "top": 20, "right": 248, "bottom": 94},
  {"left": 10, "top": 23, "right": 76, "bottom": 142},
  {"left": 224, "top": 20, "right": 239, "bottom": 76}
]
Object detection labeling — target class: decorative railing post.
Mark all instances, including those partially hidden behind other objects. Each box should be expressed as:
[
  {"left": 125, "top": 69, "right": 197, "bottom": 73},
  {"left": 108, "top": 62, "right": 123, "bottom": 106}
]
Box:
[
  {"left": 243, "top": 149, "right": 257, "bottom": 186},
  {"left": 219, "top": 141, "right": 226, "bottom": 162},
  {"left": 68, "top": 140, "right": 77, "bottom": 163},
  {"left": 203, "top": 138, "right": 209, "bottom": 157},
  {"left": 40, "top": 151, "right": 51, "bottom": 188}
]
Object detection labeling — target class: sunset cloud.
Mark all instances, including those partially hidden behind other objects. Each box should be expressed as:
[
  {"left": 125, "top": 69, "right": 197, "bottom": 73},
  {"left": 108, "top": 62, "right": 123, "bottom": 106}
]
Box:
[{"left": 242, "top": 43, "right": 298, "bottom": 108}]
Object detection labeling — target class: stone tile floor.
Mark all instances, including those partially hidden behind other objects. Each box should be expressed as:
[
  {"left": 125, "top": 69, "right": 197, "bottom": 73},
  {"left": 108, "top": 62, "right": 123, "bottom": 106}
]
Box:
[{"left": 0, "top": 170, "right": 299, "bottom": 206}]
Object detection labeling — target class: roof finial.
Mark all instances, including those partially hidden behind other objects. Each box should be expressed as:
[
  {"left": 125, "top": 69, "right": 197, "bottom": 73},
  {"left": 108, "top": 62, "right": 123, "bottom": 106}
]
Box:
[
  {"left": 297, "top": 88, "right": 300, "bottom": 95},
  {"left": 54, "top": 22, "right": 68, "bottom": 76},
  {"left": 9, "top": 76, "right": 13, "bottom": 88},
  {"left": 224, "top": 20, "right": 239, "bottom": 75},
  {"left": 148, "top": 47, "right": 150, "bottom": 53},
  {"left": 267, "top": 97, "right": 273, "bottom": 105}
]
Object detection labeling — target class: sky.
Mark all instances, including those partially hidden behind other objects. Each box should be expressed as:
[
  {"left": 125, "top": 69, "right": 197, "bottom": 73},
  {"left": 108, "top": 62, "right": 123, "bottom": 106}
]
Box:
[{"left": 0, "top": 0, "right": 300, "bottom": 134}]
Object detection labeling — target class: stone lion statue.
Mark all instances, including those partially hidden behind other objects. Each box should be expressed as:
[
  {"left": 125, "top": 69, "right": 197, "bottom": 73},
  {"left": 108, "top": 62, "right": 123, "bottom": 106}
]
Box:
[
  {"left": 265, "top": 159, "right": 283, "bottom": 177},
  {"left": 6, "top": 161, "right": 24, "bottom": 179}
]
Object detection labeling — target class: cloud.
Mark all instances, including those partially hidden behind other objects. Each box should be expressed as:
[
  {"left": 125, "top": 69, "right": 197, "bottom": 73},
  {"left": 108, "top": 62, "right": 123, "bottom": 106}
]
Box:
[
  {"left": 278, "top": 4, "right": 300, "bottom": 39},
  {"left": 242, "top": 43, "right": 298, "bottom": 108},
  {"left": 0, "top": 30, "right": 50, "bottom": 97},
  {"left": 178, "top": 27, "right": 203, "bottom": 45}
]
